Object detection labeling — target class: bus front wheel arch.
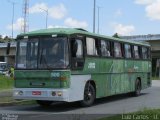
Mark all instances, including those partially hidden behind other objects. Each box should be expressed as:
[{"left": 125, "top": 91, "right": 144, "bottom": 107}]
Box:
[{"left": 80, "top": 81, "right": 96, "bottom": 107}]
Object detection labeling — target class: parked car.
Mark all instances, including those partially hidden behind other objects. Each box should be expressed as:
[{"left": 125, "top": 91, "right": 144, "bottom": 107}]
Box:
[{"left": 0, "top": 62, "right": 8, "bottom": 75}]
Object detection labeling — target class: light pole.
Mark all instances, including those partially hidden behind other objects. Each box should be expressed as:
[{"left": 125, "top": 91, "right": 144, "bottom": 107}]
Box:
[
  {"left": 8, "top": 0, "right": 16, "bottom": 39},
  {"left": 39, "top": 8, "right": 48, "bottom": 29},
  {"left": 97, "top": 6, "right": 101, "bottom": 34},
  {"left": 93, "top": 0, "right": 96, "bottom": 33}
]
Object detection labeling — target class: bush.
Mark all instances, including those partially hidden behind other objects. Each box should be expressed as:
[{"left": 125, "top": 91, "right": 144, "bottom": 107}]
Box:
[{"left": 0, "top": 75, "right": 13, "bottom": 90}]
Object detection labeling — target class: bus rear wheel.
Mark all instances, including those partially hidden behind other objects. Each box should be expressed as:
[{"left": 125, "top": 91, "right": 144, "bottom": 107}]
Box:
[
  {"left": 80, "top": 83, "right": 95, "bottom": 107},
  {"left": 133, "top": 79, "right": 141, "bottom": 96},
  {"left": 36, "top": 100, "right": 53, "bottom": 107}
]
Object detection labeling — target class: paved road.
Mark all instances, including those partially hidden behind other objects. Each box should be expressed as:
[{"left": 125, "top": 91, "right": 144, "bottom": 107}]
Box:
[{"left": 0, "top": 81, "right": 160, "bottom": 120}]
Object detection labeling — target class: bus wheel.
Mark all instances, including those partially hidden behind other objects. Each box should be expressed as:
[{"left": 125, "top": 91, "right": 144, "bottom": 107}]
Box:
[
  {"left": 134, "top": 79, "right": 141, "bottom": 96},
  {"left": 36, "top": 100, "right": 53, "bottom": 107},
  {"left": 80, "top": 83, "right": 95, "bottom": 107}
]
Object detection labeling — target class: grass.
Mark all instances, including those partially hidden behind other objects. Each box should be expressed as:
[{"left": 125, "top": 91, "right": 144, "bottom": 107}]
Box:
[
  {"left": 99, "top": 109, "right": 160, "bottom": 120},
  {"left": 152, "top": 77, "right": 160, "bottom": 80},
  {"left": 0, "top": 96, "right": 36, "bottom": 106},
  {"left": 0, "top": 75, "right": 14, "bottom": 90}
]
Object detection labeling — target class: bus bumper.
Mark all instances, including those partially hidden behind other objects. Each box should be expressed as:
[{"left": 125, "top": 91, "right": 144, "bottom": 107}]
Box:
[{"left": 13, "top": 88, "right": 70, "bottom": 102}]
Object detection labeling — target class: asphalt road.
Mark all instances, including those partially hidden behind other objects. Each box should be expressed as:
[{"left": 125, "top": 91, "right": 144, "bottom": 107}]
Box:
[{"left": 0, "top": 81, "right": 160, "bottom": 120}]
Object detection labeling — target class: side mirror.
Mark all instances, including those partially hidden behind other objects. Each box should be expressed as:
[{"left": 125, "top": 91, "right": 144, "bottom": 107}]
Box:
[{"left": 6, "top": 42, "right": 10, "bottom": 55}]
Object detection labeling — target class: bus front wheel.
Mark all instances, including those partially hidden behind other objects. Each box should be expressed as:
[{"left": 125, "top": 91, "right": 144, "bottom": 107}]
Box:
[
  {"left": 80, "top": 83, "right": 96, "bottom": 107},
  {"left": 36, "top": 100, "right": 53, "bottom": 107}
]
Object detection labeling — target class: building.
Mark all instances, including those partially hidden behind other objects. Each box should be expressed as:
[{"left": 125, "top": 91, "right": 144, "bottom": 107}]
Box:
[
  {"left": 121, "top": 34, "right": 160, "bottom": 77},
  {"left": 0, "top": 42, "right": 16, "bottom": 66}
]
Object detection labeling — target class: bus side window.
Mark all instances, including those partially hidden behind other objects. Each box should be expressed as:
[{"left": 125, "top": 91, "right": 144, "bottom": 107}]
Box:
[
  {"left": 133, "top": 46, "right": 140, "bottom": 59},
  {"left": 71, "top": 39, "right": 83, "bottom": 58},
  {"left": 100, "top": 40, "right": 111, "bottom": 57},
  {"left": 124, "top": 44, "right": 132, "bottom": 58},
  {"left": 86, "top": 37, "right": 98, "bottom": 56},
  {"left": 71, "top": 39, "right": 84, "bottom": 69},
  {"left": 142, "top": 47, "right": 148, "bottom": 59},
  {"left": 148, "top": 48, "right": 151, "bottom": 59},
  {"left": 114, "top": 42, "right": 123, "bottom": 58}
]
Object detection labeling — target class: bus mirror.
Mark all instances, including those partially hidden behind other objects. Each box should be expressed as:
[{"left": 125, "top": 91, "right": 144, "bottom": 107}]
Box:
[{"left": 6, "top": 42, "right": 10, "bottom": 55}]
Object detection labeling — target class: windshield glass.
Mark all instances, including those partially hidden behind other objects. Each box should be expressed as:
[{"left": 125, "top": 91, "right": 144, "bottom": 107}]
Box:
[
  {"left": 38, "top": 37, "right": 69, "bottom": 69},
  {"left": 16, "top": 39, "right": 38, "bottom": 69},
  {"left": 16, "top": 37, "right": 69, "bottom": 69}
]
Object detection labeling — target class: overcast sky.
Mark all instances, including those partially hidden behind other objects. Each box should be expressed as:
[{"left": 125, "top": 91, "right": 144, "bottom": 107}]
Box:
[{"left": 0, "top": 0, "right": 160, "bottom": 38}]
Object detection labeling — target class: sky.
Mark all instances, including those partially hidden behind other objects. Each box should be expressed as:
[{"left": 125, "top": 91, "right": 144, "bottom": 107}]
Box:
[{"left": 0, "top": 0, "right": 160, "bottom": 38}]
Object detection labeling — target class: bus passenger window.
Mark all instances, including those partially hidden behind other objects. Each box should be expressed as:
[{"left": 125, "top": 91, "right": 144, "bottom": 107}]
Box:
[
  {"left": 148, "top": 48, "right": 151, "bottom": 59},
  {"left": 133, "top": 46, "right": 140, "bottom": 59},
  {"left": 86, "top": 37, "right": 98, "bottom": 56},
  {"left": 101, "top": 40, "right": 111, "bottom": 57},
  {"left": 142, "top": 47, "right": 148, "bottom": 59},
  {"left": 124, "top": 44, "right": 132, "bottom": 58},
  {"left": 71, "top": 39, "right": 84, "bottom": 69},
  {"left": 114, "top": 42, "right": 122, "bottom": 58},
  {"left": 71, "top": 39, "right": 83, "bottom": 58}
]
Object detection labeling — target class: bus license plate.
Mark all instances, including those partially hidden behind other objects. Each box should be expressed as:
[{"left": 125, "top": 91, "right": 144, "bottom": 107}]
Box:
[{"left": 32, "top": 91, "right": 41, "bottom": 95}]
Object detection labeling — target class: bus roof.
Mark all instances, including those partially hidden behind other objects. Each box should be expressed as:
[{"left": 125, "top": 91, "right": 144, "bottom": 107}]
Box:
[{"left": 17, "top": 28, "right": 150, "bottom": 46}]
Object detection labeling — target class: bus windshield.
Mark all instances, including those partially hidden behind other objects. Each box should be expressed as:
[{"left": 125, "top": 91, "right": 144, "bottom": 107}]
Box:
[{"left": 16, "top": 37, "right": 69, "bottom": 69}]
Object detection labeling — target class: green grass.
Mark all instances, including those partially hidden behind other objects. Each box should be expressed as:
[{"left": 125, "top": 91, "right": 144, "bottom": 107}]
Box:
[
  {"left": 152, "top": 77, "right": 160, "bottom": 80},
  {"left": 0, "top": 96, "right": 36, "bottom": 106},
  {"left": 0, "top": 75, "right": 37, "bottom": 106},
  {"left": 0, "top": 75, "right": 14, "bottom": 90},
  {"left": 16, "top": 100, "right": 36, "bottom": 105},
  {"left": 99, "top": 109, "right": 160, "bottom": 120}
]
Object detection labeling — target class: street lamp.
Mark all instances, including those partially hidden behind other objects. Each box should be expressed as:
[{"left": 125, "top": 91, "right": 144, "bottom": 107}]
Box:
[
  {"left": 97, "top": 6, "right": 102, "bottom": 34},
  {"left": 39, "top": 8, "right": 48, "bottom": 29}
]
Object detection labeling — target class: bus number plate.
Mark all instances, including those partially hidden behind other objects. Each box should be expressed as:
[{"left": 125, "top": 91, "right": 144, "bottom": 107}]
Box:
[{"left": 32, "top": 91, "right": 41, "bottom": 95}]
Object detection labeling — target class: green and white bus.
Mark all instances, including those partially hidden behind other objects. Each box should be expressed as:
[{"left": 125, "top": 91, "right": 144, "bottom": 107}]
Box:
[{"left": 13, "top": 28, "right": 151, "bottom": 107}]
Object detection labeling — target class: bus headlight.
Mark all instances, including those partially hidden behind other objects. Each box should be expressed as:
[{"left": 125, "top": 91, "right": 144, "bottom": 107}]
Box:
[
  {"left": 57, "top": 91, "right": 62, "bottom": 96},
  {"left": 15, "top": 91, "right": 23, "bottom": 96}
]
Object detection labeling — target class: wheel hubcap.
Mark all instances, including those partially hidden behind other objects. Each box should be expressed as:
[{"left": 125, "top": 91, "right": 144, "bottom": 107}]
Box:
[{"left": 85, "top": 87, "right": 92, "bottom": 101}]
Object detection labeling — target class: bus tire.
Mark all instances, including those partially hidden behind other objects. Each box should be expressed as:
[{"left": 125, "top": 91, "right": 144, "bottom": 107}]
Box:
[
  {"left": 133, "top": 79, "right": 141, "bottom": 96},
  {"left": 36, "top": 100, "right": 53, "bottom": 107},
  {"left": 80, "top": 83, "right": 96, "bottom": 107}
]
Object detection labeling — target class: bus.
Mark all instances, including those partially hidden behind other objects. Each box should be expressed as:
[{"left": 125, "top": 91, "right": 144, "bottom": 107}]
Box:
[{"left": 13, "top": 28, "right": 151, "bottom": 107}]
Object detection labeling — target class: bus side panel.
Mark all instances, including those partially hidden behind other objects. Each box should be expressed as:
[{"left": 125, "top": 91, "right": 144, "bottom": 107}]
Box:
[
  {"left": 94, "top": 58, "right": 113, "bottom": 98},
  {"left": 124, "top": 60, "right": 135, "bottom": 92},
  {"left": 110, "top": 59, "right": 126, "bottom": 95},
  {"left": 69, "top": 75, "right": 91, "bottom": 102},
  {"left": 91, "top": 74, "right": 110, "bottom": 98}
]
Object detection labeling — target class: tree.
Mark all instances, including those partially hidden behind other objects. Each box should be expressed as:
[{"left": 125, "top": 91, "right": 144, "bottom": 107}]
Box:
[
  {"left": 112, "top": 33, "right": 120, "bottom": 38},
  {"left": 4, "top": 36, "right": 9, "bottom": 40}
]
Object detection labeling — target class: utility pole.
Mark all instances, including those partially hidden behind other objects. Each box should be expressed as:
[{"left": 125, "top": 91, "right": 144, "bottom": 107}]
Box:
[
  {"left": 97, "top": 6, "right": 101, "bottom": 34},
  {"left": 22, "top": 0, "right": 29, "bottom": 33},
  {"left": 39, "top": 8, "right": 48, "bottom": 29},
  {"left": 8, "top": 0, "right": 16, "bottom": 39},
  {"left": 93, "top": 0, "right": 96, "bottom": 33}
]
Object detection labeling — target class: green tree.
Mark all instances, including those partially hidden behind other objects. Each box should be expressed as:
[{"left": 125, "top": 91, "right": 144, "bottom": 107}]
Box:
[{"left": 112, "top": 33, "right": 120, "bottom": 38}]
